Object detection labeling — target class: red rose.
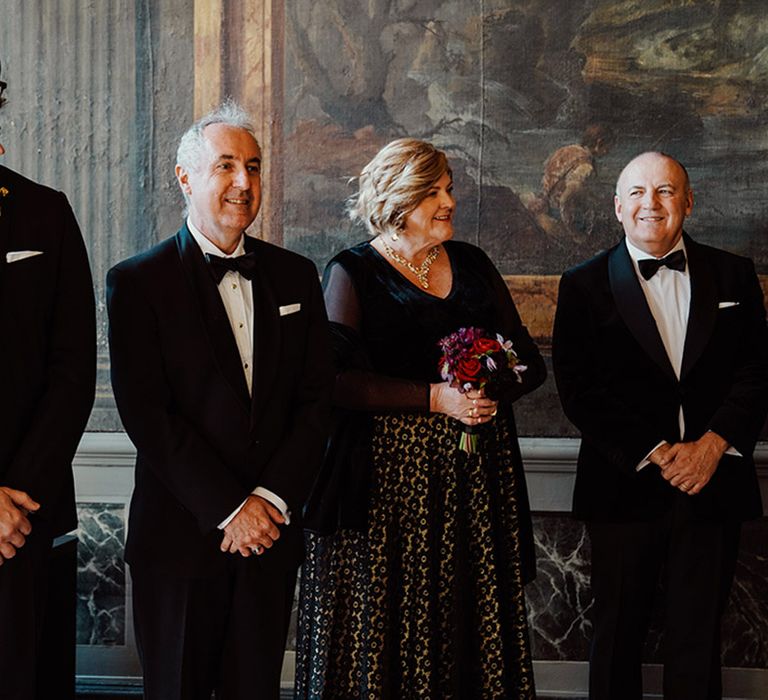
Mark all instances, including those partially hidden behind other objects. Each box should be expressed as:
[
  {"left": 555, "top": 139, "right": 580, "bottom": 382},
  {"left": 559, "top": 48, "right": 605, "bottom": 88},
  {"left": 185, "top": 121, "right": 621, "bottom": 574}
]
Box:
[
  {"left": 455, "top": 357, "right": 483, "bottom": 384},
  {"left": 472, "top": 337, "right": 501, "bottom": 354}
]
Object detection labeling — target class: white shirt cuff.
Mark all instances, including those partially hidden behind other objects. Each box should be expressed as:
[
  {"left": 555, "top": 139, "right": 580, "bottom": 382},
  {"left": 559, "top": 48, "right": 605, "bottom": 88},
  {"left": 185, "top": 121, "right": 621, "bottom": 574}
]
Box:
[
  {"left": 636, "top": 441, "right": 668, "bottom": 471},
  {"left": 252, "top": 487, "right": 291, "bottom": 525},
  {"left": 216, "top": 487, "right": 291, "bottom": 529}
]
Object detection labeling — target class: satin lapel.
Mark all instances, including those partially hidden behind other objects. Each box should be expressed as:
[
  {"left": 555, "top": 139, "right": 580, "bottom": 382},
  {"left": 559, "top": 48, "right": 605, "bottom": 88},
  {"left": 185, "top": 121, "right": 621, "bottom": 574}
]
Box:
[
  {"left": 680, "top": 235, "right": 716, "bottom": 379},
  {"left": 175, "top": 225, "right": 251, "bottom": 409},
  {"left": 608, "top": 241, "right": 677, "bottom": 381},
  {"left": 245, "top": 236, "right": 281, "bottom": 429}
]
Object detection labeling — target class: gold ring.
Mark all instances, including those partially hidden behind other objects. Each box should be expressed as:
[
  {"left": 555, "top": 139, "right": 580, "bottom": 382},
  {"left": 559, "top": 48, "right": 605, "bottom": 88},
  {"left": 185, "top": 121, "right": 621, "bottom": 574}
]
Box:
[
  {"left": 470, "top": 407, "right": 477, "bottom": 417},
  {"left": 491, "top": 409, "right": 498, "bottom": 417}
]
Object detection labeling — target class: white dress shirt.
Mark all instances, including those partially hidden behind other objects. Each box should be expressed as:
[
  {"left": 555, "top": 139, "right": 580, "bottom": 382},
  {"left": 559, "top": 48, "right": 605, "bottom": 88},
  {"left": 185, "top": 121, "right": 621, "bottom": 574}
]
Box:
[
  {"left": 625, "top": 237, "right": 738, "bottom": 469},
  {"left": 187, "top": 220, "right": 290, "bottom": 526}
]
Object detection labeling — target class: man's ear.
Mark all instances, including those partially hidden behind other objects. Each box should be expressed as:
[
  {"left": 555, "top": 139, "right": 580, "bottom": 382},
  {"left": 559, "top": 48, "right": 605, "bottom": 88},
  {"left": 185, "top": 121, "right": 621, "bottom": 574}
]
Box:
[
  {"left": 614, "top": 194, "right": 623, "bottom": 223},
  {"left": 175, "top": 164, "right": 191, "bottom": 194}
]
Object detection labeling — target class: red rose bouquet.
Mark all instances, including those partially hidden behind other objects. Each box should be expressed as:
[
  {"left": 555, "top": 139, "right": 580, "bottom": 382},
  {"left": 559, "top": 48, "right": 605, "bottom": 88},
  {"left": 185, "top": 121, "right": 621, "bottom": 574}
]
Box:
[{"left": 438, "top": 327, "right": 527, "bottom": 453}]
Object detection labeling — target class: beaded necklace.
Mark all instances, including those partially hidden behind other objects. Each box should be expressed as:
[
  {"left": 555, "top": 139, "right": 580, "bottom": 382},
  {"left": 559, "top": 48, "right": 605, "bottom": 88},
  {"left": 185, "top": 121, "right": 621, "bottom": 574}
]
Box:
[{"left": 381, "top": 240, "right": 441, "bottom": 289}]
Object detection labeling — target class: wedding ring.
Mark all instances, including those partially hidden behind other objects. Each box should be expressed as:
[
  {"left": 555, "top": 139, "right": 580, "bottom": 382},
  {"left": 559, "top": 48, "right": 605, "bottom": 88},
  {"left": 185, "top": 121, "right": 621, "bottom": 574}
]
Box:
[
  {"left": 491, "top": 409, "right": 498, "bottom": 417},
  {"left": 470, "top": 407, "right": 477, "bottom": 417},
  {"left": 680, "top": 483, "right": 690, "bottom": 492},
  {"left": 251, "top": 545, "right": 263, "bottom": 555}
]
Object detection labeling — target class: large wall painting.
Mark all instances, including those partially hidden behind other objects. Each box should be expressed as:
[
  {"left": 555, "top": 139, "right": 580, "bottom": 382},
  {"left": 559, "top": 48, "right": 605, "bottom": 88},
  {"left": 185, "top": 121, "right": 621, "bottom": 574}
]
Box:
[{"left": 279, "top": 0, "right": 768, "bottom": 436}]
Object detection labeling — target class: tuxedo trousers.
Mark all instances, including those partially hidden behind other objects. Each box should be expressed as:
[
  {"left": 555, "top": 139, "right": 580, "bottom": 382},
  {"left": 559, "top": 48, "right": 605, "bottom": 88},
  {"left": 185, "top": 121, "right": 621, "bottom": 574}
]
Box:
[
  {"left": 587, "top": 493, "right": 740, "bottom": 700},
  {"left": 0, "top": 528, "right": 54, "bottom": 700},
  {"left": 131, "top": 556, "right": 297, "bottom": 700}
]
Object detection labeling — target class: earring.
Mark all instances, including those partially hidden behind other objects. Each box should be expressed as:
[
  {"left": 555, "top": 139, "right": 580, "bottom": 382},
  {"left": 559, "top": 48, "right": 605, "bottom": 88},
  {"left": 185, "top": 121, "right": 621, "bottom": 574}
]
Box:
[{"left": 391, "top": 230, "right": 399, "bottom": 242}]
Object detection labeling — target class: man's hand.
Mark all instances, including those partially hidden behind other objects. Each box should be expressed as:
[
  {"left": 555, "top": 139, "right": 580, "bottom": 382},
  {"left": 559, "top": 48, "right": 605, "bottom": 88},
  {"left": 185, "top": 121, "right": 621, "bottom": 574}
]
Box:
[
  {"left": 648, "top": 442, "right": 673, "bottom": 467},
  {"left": 0, "top": 487, "right": 40, "bottom": 565},
  {"left": 220, "top": 495, "right": 285, "bottom": 558},
  {"left": 658, "top": 433, "right": 729, "bottom": 496}
]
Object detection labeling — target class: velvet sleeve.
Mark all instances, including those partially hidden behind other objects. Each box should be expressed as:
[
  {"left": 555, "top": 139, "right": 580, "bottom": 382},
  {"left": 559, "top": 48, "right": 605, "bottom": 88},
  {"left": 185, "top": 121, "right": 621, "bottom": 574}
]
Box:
[{"left": 322, "top": 261, "right": 430, "bottom": 412}]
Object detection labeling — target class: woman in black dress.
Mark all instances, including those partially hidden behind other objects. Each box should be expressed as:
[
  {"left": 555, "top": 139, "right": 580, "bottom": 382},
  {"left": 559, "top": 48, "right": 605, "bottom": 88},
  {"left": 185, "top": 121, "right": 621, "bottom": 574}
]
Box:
[{"left": 295, "top": 139, "right": 546, "bottom": 699}]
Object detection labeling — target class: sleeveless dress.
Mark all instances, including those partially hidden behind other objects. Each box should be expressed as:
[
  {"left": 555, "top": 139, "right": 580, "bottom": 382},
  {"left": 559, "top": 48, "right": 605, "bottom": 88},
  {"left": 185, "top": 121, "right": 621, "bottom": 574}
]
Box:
[{"left": 295, "top": 240, "right": 545, "bottom": 699}]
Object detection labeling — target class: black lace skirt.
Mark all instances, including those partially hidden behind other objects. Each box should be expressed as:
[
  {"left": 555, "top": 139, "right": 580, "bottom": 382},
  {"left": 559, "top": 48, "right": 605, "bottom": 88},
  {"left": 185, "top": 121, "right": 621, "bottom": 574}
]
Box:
[{"left": 295, "top": 412, "right": 535, "bottom": 699}]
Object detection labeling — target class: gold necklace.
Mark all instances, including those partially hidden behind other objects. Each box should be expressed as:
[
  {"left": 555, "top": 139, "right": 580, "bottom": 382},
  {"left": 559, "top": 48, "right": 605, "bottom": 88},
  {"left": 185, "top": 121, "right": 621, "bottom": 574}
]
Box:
[{"left": 381, "top": 240, "right": 440, "bottom": 289}]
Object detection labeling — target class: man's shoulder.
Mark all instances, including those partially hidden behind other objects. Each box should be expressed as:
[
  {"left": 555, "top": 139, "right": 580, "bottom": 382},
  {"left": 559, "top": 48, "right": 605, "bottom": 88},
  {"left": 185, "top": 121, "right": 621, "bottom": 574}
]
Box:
[
  {"left": 0, "top": 164, "right": 65, "bottom": 204},
  {"left": 248, "top": 236, "right": 317, "bottom": 275},
  {"left": 562, "top": 243, "right": 616, "bottom": 280},
  {"left": 687, "top": 236, "right": 754, "bottom": 269},
  {"left": 109, "top": 232, "right": 180, "bottom": 277}
]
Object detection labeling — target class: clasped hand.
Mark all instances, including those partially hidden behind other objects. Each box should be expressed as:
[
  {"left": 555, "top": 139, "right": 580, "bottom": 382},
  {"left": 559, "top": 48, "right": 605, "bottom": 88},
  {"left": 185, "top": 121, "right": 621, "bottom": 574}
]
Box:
[
  {"left": 220, "top": 494, "right": 285, "bottom": 558},
  {"left": 430, "top": 382, "right": 498, "bottom": 426},
  {"left": 0, "top": 486, "right": 40, "bottom": 565},
  {"left": 649, "top": 432, "right": 729, "bottom": 496}
]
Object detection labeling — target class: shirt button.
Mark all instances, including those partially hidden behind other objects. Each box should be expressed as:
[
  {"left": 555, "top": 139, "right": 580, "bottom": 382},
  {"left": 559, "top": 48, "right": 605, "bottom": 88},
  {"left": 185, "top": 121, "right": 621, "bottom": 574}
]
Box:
[
  {"left": 232, "top": 283, "right": 238, "bottom": 290},
  {"left": 244, "top": 363, "right": 249, "bottom": 369},
  {"left": 239, "top": 322, "right": 244, "bottom": 329}
]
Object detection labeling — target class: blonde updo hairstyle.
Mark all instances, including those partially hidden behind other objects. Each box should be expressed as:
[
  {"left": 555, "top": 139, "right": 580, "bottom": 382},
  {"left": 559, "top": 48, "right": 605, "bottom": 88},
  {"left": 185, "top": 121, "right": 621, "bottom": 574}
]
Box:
[{"left": 349, "top": 138, "right": 450, "bottom": 237}]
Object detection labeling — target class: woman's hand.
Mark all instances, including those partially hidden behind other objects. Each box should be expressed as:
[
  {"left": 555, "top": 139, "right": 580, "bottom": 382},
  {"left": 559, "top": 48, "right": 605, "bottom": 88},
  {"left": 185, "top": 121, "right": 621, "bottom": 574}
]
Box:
[{"left": 430, "top": 382, "right": 498, "bottom": 426}]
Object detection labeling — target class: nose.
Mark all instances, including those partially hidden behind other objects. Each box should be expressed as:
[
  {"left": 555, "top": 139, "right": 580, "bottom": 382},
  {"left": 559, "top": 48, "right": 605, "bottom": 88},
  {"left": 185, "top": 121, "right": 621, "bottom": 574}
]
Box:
[
  {"left": 232, "top": 165, "right": 250, "bottom": 189},
  {"left": 641, "top": 190, "right": 659, "bottom": 208},
  {"left": 438, "top": 189, "right": 454, "bottom": 209}
]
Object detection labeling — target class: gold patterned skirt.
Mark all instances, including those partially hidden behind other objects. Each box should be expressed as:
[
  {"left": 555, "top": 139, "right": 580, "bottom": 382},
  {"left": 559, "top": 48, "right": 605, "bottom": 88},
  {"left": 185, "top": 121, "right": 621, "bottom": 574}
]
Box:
[{"left": 295, "top": 412, "right": 535, "bottom": 699}]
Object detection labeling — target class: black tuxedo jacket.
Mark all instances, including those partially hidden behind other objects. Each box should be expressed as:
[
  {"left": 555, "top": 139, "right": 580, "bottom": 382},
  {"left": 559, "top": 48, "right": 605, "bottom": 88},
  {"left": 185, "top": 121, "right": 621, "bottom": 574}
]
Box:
[
  {"left": 107, "top": 225, "right": 332, "bottom": 575},
  {"left": 0, "top": 165, "right": 96, "bottom": 537},
  {"left": 553, "top": 234, "right": 768, "bottom": 523}
]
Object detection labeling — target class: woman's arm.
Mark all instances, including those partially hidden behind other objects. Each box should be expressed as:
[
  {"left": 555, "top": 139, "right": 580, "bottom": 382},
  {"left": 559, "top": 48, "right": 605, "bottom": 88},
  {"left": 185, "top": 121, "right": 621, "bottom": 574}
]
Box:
[{"left": 323, "top": 262, "right": 495, "bottom": 424}]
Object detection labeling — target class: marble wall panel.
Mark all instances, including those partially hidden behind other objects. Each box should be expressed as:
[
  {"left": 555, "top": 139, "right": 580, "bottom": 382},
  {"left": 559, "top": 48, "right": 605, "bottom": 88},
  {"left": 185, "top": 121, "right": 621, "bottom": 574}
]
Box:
[
  {"left": 68, "top": 500, "right": 768, "bottom": 669},
  {"left": 527, "top": 514, "right": 768, "bottom": 668},
  {"left": 76, "top": 503, "right": 126, "bottom": 646}
]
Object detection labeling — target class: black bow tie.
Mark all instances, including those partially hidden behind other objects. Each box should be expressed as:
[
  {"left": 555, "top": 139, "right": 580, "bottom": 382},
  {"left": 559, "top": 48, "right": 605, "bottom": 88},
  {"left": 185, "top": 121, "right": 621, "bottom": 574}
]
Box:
[
  {"left": 638, "top": 250, "right": 686, "bottom": 280},
  {"left": 205, "top": 252, "right": 257, "bottom": 284}
]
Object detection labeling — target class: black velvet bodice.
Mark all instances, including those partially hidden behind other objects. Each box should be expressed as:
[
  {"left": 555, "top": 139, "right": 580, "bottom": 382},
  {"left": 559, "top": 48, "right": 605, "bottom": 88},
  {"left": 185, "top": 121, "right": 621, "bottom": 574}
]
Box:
[{"left": 322, "top": 240, "right": 546, "bottom": 411}]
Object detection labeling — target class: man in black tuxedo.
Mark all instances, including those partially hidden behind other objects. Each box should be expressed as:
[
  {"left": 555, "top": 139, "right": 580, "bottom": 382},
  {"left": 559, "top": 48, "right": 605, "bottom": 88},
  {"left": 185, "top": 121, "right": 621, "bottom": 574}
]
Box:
[
  {"left": 107, "top": 102, "right": 332, "bottom": 699},
  {"left": 0, "top": 65, "right": 96, "bottom": 699},
  {"left": 553, "top": 152, "right": 768, "bottom": 699}
]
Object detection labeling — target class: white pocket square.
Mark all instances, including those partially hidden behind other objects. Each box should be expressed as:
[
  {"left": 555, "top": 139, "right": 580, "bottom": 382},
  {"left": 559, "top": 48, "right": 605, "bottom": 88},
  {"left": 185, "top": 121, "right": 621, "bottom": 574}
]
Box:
[
  {"left": 279, "top": 303, "right": 301, "bottom": 316},
  {"left": 718, "top": 301, "right": 739, "bottom": 309},
  {"left": 5, "top": 250, "right": 43, "bottom": 263}
]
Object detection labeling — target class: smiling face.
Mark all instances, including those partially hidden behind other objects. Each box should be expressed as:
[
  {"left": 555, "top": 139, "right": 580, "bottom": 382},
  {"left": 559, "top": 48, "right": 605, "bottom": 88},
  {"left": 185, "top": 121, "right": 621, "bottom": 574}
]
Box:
[
  {"left": 614, "top": 152, "right": 693, "bottom": 257},
  {"left": 175, "top": 123, "right": 262, "bottom": 253},
  {"left": 402, "top": 170, "right": 455, "bottom": 246}
]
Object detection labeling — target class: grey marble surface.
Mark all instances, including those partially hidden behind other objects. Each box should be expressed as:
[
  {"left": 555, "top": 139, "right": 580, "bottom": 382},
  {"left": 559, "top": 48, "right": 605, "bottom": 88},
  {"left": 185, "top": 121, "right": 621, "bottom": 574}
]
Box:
[
  {"left": 70, "top": 500, "right": 768, "bottom": 669},
  {"left": 76, "top": 503, "right": 126, "bottom": 646},
  {"left": 526, "top": 514, "right": 768, "bottom": 668},
  {"left": 527, "top": 515, "right": 593, "bottom": 660}
]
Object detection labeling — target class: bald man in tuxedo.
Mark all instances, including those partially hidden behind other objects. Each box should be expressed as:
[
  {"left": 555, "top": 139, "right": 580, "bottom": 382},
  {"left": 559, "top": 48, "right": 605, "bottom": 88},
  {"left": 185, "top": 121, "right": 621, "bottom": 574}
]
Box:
[{"left": 553, "top": 152, "right": 768, "bottom": 699}]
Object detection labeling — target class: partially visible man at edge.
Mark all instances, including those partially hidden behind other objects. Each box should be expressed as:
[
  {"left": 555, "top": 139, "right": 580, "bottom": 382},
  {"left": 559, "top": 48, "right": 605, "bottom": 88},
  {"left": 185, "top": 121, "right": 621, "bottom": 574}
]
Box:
[
  {"left": 553, "top": 151, "right": 768, "bottom": 699},
  {"left": 0, "top": 62, "right": 97, "bottom": 699},
  {"left": 107, "top": 101, "right": 332, "bottom": 699}
]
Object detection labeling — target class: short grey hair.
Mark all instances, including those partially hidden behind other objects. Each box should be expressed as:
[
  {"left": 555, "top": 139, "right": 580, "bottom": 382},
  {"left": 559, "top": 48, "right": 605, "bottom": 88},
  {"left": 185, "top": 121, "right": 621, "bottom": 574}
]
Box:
[{"left": 176, "top": 100, "right": 259, "bottom": 174}]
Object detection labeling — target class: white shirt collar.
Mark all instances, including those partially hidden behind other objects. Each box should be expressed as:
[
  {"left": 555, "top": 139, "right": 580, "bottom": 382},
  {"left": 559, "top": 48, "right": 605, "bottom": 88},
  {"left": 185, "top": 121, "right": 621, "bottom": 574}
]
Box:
[
  {"left": 186, "top": 217, "right": 245, "bottom": 258},
  {"left": 625, "top": 236, "right": 687, "bottom": 281},
  {"left": 624, "top": 235, "right": 686, "bottom": 263}
]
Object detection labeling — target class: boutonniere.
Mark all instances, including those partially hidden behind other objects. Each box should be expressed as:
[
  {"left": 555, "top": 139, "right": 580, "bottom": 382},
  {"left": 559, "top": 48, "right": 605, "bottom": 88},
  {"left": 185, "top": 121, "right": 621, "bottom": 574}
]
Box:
[{"left": 0, "top": 187, "right": 8, "bottom": 217}]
